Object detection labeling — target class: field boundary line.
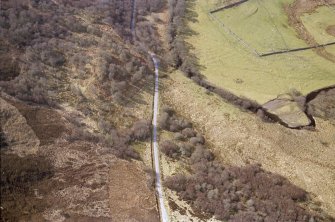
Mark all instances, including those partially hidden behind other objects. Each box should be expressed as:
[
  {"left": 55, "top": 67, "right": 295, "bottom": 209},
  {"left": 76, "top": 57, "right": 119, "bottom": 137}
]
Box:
[
  {"left": 210, "top": 0, "right": 249, "bottom": 14},
  {"left": 208, "top": 13, "right": 260, "bottom": 56},
  {"left": 259, "top": 41, "right": 335, "bottom": 57},
  {"left": 256, "top": 0, "right": 289, "bottom": 50},
  {"left": 208, "top": 9, "right": 335, "bottom": 57}
]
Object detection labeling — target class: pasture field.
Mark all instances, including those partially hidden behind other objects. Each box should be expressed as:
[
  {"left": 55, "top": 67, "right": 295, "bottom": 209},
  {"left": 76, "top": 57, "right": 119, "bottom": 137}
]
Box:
[
  {"left": 301, "top": 5, "right": 335, "bottom": 44},
  {"left": 214, "top": 0, "right": 307, "bottom": 52},
  {"left": 187, "top": 0, "right": 335, "bottom": 104}
]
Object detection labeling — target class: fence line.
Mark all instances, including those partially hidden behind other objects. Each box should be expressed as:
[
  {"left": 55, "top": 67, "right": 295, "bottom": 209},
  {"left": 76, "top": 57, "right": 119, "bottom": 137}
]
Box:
[
  {"left": 256, "top": 0, "right": 289, "bottom": 50},
  {"left": 208, "top": 13, "right": 261, "bottom": 56},
  {"left": 259, "top": 42, "right": 335, "bottom": 57},
  {"left": 208, "top": 12, "right": 335, "bottom": 57},
  {"left": 210, "top": 0, "right": 249, "bottom": 14}
]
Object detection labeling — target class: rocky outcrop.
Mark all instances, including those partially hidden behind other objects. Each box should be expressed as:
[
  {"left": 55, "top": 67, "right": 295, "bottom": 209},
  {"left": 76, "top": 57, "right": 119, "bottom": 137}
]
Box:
[{"left": 262, "top": 94, "right": 313, "bottom": 129}]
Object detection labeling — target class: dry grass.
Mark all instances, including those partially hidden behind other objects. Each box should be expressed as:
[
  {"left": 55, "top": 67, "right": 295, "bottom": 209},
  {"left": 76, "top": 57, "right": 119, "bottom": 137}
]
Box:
[
  {"left": 108, "top": 160, "right": 159, "bottom": 222},
  {"left": 162, "top": 70, "right": 335, "bottom": 217}
]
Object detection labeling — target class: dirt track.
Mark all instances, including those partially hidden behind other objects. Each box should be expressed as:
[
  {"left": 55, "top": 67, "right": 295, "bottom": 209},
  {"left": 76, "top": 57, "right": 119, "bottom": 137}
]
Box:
[{"left": 285, "top": 0, "right": 335, "bottom": 62}]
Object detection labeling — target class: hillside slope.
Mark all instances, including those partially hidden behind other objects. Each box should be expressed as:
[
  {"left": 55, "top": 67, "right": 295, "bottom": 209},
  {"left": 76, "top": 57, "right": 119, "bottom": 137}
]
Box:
[{"left": 0, "top": 0, "right": 165, "bottom": 221}]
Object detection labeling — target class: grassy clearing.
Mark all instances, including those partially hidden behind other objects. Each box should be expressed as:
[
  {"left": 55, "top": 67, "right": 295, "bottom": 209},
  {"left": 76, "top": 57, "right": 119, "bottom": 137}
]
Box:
[
  {"left": 187, "top": 0, "right": 335, "bottom": 104},
  {"left": 301, "top": 6, "right": 335, "bottom": 44}
]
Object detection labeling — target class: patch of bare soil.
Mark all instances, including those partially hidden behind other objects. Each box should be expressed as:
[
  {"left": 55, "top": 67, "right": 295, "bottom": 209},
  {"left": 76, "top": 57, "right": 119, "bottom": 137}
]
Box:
[
  {"left": 8, "top": 100, "right": 66, "bottom": 145},
  {"left": 0, "top": 96, "right": 40, "bottom": 156},
  {"left": 0, "top": 40, "right": 21, "bottom": 81},
  {"left": 326, "top": 25, "right": 335, "bottom": 37},
  {"left": 0, "top": 153, "right": 54, "bottom": 221},
  {"left": 108, "top": 160, "right": 159, "bottom": 222},
  {"left": 0, "top": 56, "right": 20, "bottom": 81},
  {"left": 285, "top": 0, "right": 335, "bottom": 63},
  {"left": 41, "top": 141, "right": 117, "bottom": 221}
]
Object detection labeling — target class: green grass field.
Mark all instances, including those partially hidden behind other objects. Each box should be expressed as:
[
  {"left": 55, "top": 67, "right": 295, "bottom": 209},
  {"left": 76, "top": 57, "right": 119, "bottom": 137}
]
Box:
[
  {"left": 301, "top": 5, "right": 335, "bottom": 44},
  {"left": 214, "top": 0, "right": 307, "bottom": 52},
  {"left": 186, "top": 0, "right": 335, "bottom": 104}
]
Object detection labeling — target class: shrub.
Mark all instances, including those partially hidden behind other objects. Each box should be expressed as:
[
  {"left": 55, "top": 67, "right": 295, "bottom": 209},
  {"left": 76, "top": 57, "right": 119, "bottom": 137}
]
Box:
[
  {"left": 0, "top": 129, "right": 8, "bottom": 148},
  {"left": 41, "top": 50, "right": 66, "bottom": 67},
  {"left": 189, "top": 136, "right": 205, "bottom": 145},
  {"left": 190, "top": 145, "right": 214, "bottom": 163},
  {"left": 144, "top": 168, "right": 156, "bottom": 190},
  {"left": 162, "top": 106, "right": 175, "bottom": 116},
  {"left": 174, "top": 132, "right": 185, "bottom": 141},
  {"left": 180, "top": 143, "right": 194, "bottom": 157},
  {"left": 181, "top": 128, "right": 196, "bottom": 138},
  {"left": 98, "top": 119, "right": 114, "bottom": 134},
  {"left": 169, "top": 116, "right": 192, "bottom": 132},
  {"left": 131, "top": 120, "right": 151, "bottom": 141},
  {"left": 114, "top": 143, "right": 140, "bottom": 160},
  {"left": 165, "top": 162, "right": 331, "bottom": 221},
  {"left": 158, "top": 111, "right": 170, "bottom": 129},
  {"left": 161, "top": 140, "right": 180, "bottom": 158},
  {"left": 164, "top": 174, "right": 187, "bottom": 193},
  {"left": 307, "top": 88, "right": 335, "bottom": 122}
]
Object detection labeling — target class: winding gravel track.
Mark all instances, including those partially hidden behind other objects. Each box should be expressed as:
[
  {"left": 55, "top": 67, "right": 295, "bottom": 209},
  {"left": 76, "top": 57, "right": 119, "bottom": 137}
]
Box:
[
  {"left": 150, "top": 53, "right": 169, "bottom": 222},
  {"left": 130, "top": 0, "right": 169, "bottom": 219}
]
